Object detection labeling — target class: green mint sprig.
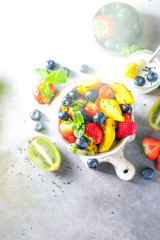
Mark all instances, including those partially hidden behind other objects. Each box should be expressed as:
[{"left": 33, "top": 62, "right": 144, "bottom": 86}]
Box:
[
  {"left": 39, "top": 82, "right": 54, "bottom": 101},
  {"left": 116, "top": 43, "right": 143, "bottom": 57},
  {"left": 84, "top": 135, "right": 93, "bottom": 144},
  {"left": 71, "top": 100, "right": 87, "bottom": 112},
  {"left": 71, "top": 112, "right": 85, "bottom": 138},
  {"left": 35, "top": 68, "right": 67, "bottom": 84}
]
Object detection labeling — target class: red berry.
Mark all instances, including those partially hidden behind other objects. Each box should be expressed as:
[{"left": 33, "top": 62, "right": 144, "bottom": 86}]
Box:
[
  {"left": 84, "top": 123, "right": 103, "bottom": 144},
  {"left": 84, "top": 102, "right": 101, "bottom": 118},
  {"left": 142, "top": 137, "right": 160, "bottom": 160},
  {"left": 116, "top": 113, "right": 137, "bottom": 139}
]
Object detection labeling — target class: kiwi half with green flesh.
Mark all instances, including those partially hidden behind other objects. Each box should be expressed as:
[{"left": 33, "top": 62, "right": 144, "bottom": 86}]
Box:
[
  {"left": 148, "top": 97, "right": 160, "bottom": 130},
  {"left": 28, "top": 136, "right": 61, "bottom": 171},
  {"left": 68, "top": 144, "right": 95, "bottom": 156}
]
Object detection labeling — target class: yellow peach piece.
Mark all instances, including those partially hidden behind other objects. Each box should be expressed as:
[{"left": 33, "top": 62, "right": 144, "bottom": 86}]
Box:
[
  {"left": 99, "top": 118, "right": 116, "bottom": 153},
  {"left": 123, "top": 62, "right": 137, "bottom": 78},
  {"left": 87, "top": 142, "right": 98, "bottom": 153},
  {"left": 82, "top": 78, "right": 101, "bottom": 93},
  {"left": 111, "top": 82, "right": 134, "bottom": 104},
  {"left": 77, "top": 84, "right": 85, "bottom": 95},
  {"left": 61, "top": 105, "right": 68, "bottom": 111},
  {"left": 100, "top": 98, "right": 125, "bottom": 122}
]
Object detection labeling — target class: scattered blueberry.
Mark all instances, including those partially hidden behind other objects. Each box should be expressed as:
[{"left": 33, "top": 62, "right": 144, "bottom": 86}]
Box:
[
  {"left": 34, "top": 121, "right": 44, "bottom": 132},
  {"left": 147, "top": 71, "right": 158, "bottom": 82},
  {"left": 93, "top": 111, "right": 106, "bottom": 125},
  {"left": 134, "top": 76, "right": 145, "bottom": 86},
  {"left": 76, "top": 108, "right": 87, "bottom": 121},
  {"left": 87, "top": 159, "right": 99, "bottom": 169},
  {"left": 58, "top": 111, "right": 69, "bottom": 120},
  {"left": 80, "top": 64, "right": 89, "bottom": 73},
  {"left": 61, "top": 95, "right": 72, "bottom": 106},
  {"left": 30, "top": 109, "right": 41, "bottom": 121},
  {"left": 61, "top": 67, "right": 70, "bottom": 77},
  {"left": 68, "top": 89, "right": 80, "bottom": 100},
  {"left": 85, "top": 90, "right": 98, "bottom": 102},
  {"left": 45, "top": 60, "right": 56, "bottom": 70},
  {"left": 75, "top": 136, "right": 88, "bottom": 150},
  {"left": 141, "top": 167, "right": 155, "bottom": 180},
  {"left": 120, "top": 104, "right": 132, "bottom": 114}
]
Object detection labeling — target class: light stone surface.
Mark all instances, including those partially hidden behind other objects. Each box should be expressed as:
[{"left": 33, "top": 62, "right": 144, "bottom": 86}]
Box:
[{"left": 0, "top": 0, "right": 160, "bottom": 239}]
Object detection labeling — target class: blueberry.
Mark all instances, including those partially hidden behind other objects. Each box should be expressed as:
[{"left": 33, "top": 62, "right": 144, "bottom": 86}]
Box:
[
  {"left": 85, "top": 90, "right": 98, "bottom": 102},
  {"left": 87, "top": 159, "right": 99, "bottom": 169},
  {"left": 141, "top": 167, "right": 155, "bottom": 180},
  {"left": 61, "top": 67, "right": 71, "bottom": 77},
  {"left": 30, "top": 109, "right": 41, "bottom": 121},
  {"left": 147, "top": 71, "right": 158, "bottom": 82},
  {"left": 120, "top": 104, "right": 132, "bottom": 114},
  {"left": 61, "top": 95, "right": 72, "bottom": 106},
  {"left": 134, "top": 76, "right": 145, "bottom": 86},
  {"left": 58, "top": 111, "right": 69, "bottom": 120},
  {"left": 93, "top": 111, "right": 106, "bottom": 125},
  {"left": 45, "top": 60, "right": 56, "bottom": 70},
  {"left": 75, "top": 136, "right": 88, "bottom": 150},
  {"left": 84, "top": 115, "right": 93, "bottom": 124},
  {"left": 80, "top": 64, "right": 89, "bottom": 73},
  {"left": 34, "top": 121, "right": 44, "bottom": 132},
  {"left": 76, "top": 108, "right": 87, "bottom": 121},
  {"left": 68, "top": 89, "right": 80, "bottom": 100}
]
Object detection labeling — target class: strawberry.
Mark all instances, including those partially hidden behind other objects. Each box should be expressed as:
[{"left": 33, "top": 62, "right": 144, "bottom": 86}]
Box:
[
  {"left": 95, "top": 84, "right": 115, "bottom": 106},
  {"left": 84, "top": 123, "right": 103, "bottom": 144},
  {"left": 116, "top": 113, "right": 137, "bottom": 138},
  {"left": 33, "top": 82, "right": 55, "bottom": 104},
  {"left": 68, "top": 107, "right": 74, "bottom": 119},
  {"left": 142, "top": 137, "right": 160, "bottom": 160},
  {"left": 84, "top": 102, "right": 101, "bottom": 118},
  {"left": 59, "top": 120, "right": 76, "bottom": 143},
  {"left": 156, "top": 154, "right": 160, "bottom": 171}
]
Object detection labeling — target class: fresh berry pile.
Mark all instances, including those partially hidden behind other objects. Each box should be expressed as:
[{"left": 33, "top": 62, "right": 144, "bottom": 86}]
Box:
[{"left": 58, "top": 78, "right": 137, "bottom": 156}]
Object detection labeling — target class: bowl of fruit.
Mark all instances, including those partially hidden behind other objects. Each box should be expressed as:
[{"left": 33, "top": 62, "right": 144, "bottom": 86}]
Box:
[{"left": 50, "top": 78, "right": 137, "bottom": 180}]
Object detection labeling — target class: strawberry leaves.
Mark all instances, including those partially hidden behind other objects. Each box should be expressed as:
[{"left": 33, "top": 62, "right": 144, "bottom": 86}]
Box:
[
  {"left": 72, "top": 112, "right": 85, "bottom": 138},
  {"left": 39, "top": 82, "right": 54, "bottom": 101}
]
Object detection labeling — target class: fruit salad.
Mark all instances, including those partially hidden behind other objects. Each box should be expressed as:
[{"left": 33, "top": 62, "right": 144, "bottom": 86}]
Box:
[
  {"left": 58, "top": 78, "right": 137, "bottom": 156},
  {"left": 124, "top": 50, "right": 160, "bottom": 93}
]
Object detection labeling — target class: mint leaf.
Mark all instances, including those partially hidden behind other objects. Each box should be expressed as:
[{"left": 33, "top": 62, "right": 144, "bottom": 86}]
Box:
[
  {"left": 45, "top": 70, "right": 67, "bottom": 84},
  {"left": 116, "top": 42, "right": 129, "bottom": 52},
  {"left": 130, "top": 44, "right": 143, "bottom": 53},
  {"left": 35, "top": 68, "right": 50, "bottom": 82},
  {"left": 74, "top": 125, "right": 85, "bottom": 138},
  {"left": 39, "top": 82, "right": 54, "bottom": 101},
  {"left": 72, "top": 100, "right": 86, "bottom": 112},
  {"left": 73, "top": 112, "right": 84, "bottom": 124},
  {"left": 72, "top": 125, "right": 78, "bottom": 130}
]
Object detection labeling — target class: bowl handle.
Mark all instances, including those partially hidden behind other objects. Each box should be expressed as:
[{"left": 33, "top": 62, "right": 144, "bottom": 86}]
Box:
[{"left": 101, "top": 148, "right": 136, "bottom": 180}]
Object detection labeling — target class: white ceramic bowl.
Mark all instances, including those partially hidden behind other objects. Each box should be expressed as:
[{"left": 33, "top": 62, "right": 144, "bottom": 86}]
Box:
[{"left": 50, "top": 80, "right": 136, "bottom": 180}]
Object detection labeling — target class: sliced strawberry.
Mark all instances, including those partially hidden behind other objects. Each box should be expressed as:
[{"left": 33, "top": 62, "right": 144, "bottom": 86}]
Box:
[
  {"left": 32, "top": 82, "right": 55, "bottom": 104},
  {"left": 59, "top": 120, "right": 75, "bottom": 140},
  {"left": 68, "top": 107, "right": 74, "bottom": 119},
  {"left": 67, "top": 135, "right": 76, "bottom": 143},
  {"left": 84, "top": 123, "right": 103, "bottom": 144},
  {"left": 142, "top": 137, "right": 160, "bottom": 160},
  {"left": 95, "top": 84, "right": 115, "bottom": 106},
  {"left": 84, "top": 102, "right": 101, "bottom": 118},
  {"left": 116, "top": 113, "right": 137, "bottom": 139},
  {"left": 156, "top": 154, "right": 160, "bottom": 171}
]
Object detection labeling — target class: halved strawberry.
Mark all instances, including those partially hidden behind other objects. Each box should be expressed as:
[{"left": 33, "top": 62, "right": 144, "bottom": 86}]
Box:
[
  {"left": 68, "top": 107, "right": 74, "bottom": 119},
  {"left": 156, "top": 154, "right": 160, "bottom": 171},
  {"left": 116, "top": 113, "right": 137, "bottom": 138},
  {"left": 59, "top": 120, "right": 76, "bottom": 143},
  {"left": 84, "top": 123, "right": 103, "bottom": 144},
  {"left": 84, "top": 102, "right": 101, "bottom": 118},
  {"left": 142, "top": 137, "right": 160, "bottom": 160},
  {"left": 95, "top": 84, "right": 115, "bottom": 106}
]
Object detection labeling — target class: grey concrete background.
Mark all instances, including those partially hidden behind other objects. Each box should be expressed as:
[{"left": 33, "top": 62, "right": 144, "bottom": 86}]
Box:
[{"left": 0, "top": 0, "right": 160, "bottom": 239}]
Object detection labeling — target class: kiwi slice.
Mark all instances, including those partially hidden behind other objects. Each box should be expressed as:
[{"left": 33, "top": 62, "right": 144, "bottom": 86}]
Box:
[
  {"left": 68, "top": 144, "right": 95, "bottom": 156},
  {"left": 133, "top": 59, "right": 146, "bottom": 78},
  {"left": 28, "top": 136, "right": 61, "bottom": 171},
  {"left": 148, "top": 97, "right": 160, "bottom": 130}
]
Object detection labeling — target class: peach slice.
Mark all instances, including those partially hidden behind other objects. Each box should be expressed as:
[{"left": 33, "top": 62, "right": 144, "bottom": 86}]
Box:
[{"left": 111, "top": 82, "right": 134, "bottom": 104}]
